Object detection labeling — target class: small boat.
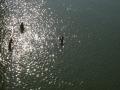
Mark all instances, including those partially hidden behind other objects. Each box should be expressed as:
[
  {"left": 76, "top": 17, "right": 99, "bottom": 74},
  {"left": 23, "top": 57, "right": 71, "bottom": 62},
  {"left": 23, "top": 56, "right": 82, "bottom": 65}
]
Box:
[
  {"left": 20, "top": 22, "right": 25, "bottom": 33},
  {"left": 59, "top": 36, "right": 64, "bottom": 47},
  {"left": 8, "top": 38, "right": 13, "bottom": 52}
]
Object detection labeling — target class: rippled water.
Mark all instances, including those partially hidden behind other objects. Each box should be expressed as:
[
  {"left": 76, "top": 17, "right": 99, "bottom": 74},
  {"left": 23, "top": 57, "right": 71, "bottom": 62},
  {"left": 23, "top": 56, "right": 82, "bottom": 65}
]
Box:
[
  {"left": 0, "top": 0, "right": 70, "bottom": 90},
  {"left": 1, "top": 0, "right": 120, "bottom": 90}
]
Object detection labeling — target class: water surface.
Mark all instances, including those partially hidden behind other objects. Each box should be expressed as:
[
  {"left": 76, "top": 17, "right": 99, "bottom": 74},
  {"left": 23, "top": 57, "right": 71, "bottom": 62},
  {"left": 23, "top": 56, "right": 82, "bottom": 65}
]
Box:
[{"left": 0, "top": 0, "right": 120, "bottom": 90}]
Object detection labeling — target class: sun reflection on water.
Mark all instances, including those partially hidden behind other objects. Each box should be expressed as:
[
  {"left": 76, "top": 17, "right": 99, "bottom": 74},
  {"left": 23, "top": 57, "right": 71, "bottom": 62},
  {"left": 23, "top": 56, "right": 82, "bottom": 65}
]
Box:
[
  {"left": 2, "top": 0, "right": 60, "bottom": 89},
  {"left": 0, "top": 0, "right": 79, "bottom": 89}
]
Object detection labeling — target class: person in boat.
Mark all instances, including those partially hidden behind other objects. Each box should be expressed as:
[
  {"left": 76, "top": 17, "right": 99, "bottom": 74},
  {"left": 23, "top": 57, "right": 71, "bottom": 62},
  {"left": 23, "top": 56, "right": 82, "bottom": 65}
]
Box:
[
  {"left": 20, "top": 22, "right": 25, "bottom": 33},
  {"left": 8, "top": 38, "right": 13, "bottom": 52},
  {"left": 59, "top": 36, "right": 64, "bottom": 47}
]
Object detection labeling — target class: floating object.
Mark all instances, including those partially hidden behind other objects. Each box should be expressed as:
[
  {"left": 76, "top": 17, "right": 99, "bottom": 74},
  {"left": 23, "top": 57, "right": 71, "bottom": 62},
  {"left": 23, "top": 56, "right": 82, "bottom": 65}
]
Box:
[
  {"left": 8, "top": 38, "right": 13, "bottom": 52},
  {"left": 59, "top": 36, "right": 64, "bottom": 47},
  {"left": 20, "top": 22, "right": 25, "bottom": 33}
]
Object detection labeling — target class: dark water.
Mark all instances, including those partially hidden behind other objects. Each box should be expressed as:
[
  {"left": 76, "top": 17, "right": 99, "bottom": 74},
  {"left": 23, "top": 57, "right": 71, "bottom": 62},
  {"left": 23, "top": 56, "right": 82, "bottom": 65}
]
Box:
[{"left": 0, "top": 0, "right": 120, "bottom": 90}]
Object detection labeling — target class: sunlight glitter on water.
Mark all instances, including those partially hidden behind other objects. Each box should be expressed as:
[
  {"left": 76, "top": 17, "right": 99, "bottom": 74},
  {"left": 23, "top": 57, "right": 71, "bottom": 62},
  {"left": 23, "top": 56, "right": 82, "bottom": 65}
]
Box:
[
  {"left": 2, "top": 0, "right": 61, "bottom": 89},
  {"left": 5, "top": 0, "right": 55, "bottom": 58}
]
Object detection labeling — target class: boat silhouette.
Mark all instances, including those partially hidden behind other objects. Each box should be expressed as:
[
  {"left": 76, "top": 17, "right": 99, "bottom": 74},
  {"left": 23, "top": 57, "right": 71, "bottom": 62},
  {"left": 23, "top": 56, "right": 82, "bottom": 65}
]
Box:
[
  {"left": 20, "top": 22, "right": 25, "bottom": 33},
  {"left": 59, "top": 36, "right": 64, "bottom": 47},
  {"left": 8, "top": 38, "right": 13, "bottom": 52}
]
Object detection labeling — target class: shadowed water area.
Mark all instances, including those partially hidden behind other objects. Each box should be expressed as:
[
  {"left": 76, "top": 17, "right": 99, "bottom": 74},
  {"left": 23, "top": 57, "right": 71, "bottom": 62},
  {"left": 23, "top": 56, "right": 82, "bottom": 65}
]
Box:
[{"left": 0, "top": 0, "right": 120, "bottom": 90}]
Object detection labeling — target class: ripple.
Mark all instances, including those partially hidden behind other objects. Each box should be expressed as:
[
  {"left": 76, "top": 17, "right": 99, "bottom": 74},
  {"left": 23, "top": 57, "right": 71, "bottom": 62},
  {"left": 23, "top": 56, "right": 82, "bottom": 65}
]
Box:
[{"left": 0, "top": 0, "right": 67, "bottom": 89}]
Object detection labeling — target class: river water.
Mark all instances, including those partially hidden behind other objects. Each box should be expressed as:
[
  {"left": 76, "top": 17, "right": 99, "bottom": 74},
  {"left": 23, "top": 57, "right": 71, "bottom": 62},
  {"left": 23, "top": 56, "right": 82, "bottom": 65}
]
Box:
[{"left": 0, "top": 0, "right": 120, "bottom": 90}]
